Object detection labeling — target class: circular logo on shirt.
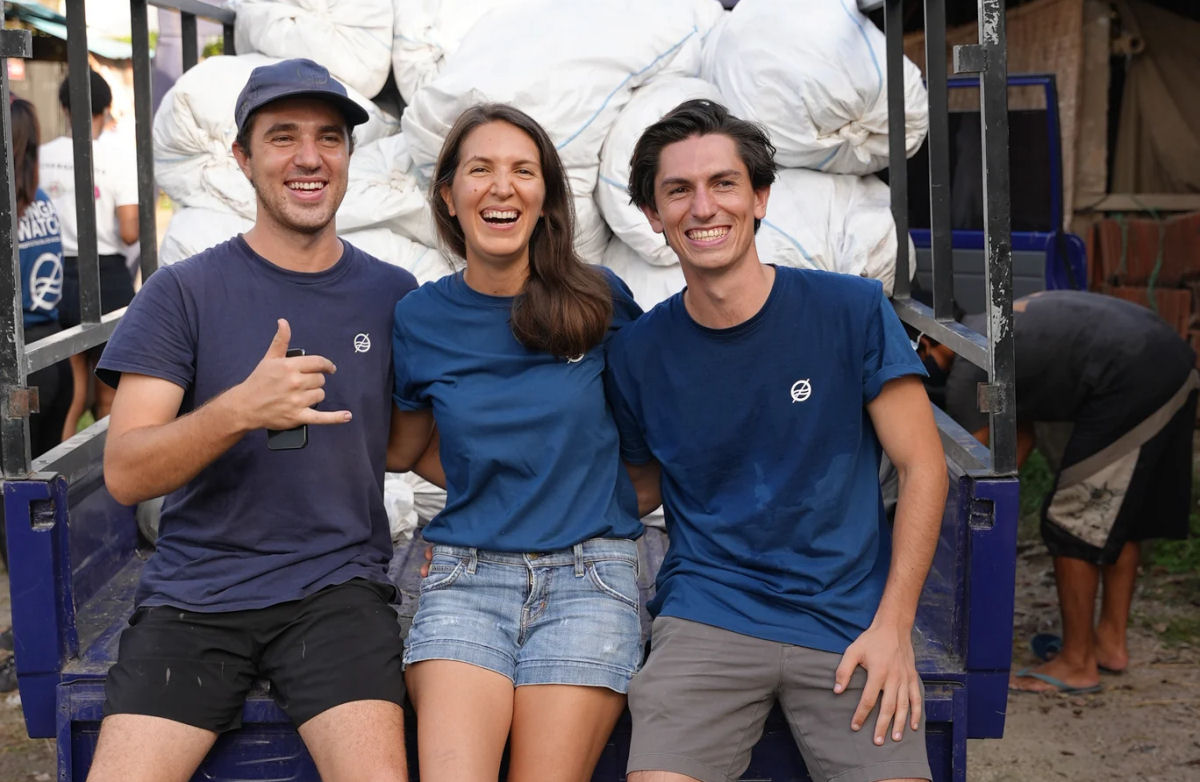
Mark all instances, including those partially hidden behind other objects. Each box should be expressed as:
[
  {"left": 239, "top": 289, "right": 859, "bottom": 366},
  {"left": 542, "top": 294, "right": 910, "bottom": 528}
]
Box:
[
  {"left": 353, "top": 333, "right": 371, "bottom": 353},
  {"left": 789, "top": 379, "right": 812, "bottom": 404},
  {"left": 29, "top": 252, "right": 63, "bottom": 311}
]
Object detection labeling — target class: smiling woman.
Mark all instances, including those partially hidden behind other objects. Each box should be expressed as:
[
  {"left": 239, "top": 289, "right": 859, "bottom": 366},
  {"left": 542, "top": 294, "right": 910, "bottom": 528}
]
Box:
[{"left": 390, "top": 103, "right": 651, "bottom": 782}]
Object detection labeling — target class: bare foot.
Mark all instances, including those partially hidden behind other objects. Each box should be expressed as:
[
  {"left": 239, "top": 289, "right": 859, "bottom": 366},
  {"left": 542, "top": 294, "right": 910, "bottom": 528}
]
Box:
[
  {"left": 1009, "top": 658, "right": 1100, "bottom": 693},
  {"left": 1094, "top": 622, "right": 1129, "bottom": 672}
]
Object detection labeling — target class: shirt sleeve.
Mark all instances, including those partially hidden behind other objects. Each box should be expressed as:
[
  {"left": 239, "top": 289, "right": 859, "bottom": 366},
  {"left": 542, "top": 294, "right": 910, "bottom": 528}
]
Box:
[
  {"left": 391, "top": 301, "right": 429, "bottom": 411},
  {"left": 862, "top": 284, "right": 927, "bottom": 402},
  {"left": 603, "top": 333, "right": 653, "bottom": 465},
  {"left": 95, "top": 265, "right": 195, "bottom": 390},
  {"left": 599, "top": 267, "right": 644, "bottom": 336}
]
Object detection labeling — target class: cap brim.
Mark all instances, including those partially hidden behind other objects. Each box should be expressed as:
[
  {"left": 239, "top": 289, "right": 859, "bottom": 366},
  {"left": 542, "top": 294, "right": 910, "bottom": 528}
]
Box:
[{"left": 244, "top": 89, "right": 371, "bottom": 131}]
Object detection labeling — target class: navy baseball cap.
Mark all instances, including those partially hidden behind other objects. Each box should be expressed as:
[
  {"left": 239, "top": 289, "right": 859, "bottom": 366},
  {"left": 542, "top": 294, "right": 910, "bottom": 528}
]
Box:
[{"left": 235, "top": 58, "right": 369, "bottom": 133}]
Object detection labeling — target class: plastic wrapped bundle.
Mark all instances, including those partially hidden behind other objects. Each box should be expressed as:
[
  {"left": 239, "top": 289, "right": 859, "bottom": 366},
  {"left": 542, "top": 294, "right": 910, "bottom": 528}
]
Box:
[
  {"left": 703, "top": 0, "right": 927, "bottom": 174},
  {"left": 338, "top": 133, "right": 437, "bottom": 247},
  {"left": 233, "top": 0, "right": 394, "bottom": 98},
  {"left": 391, "top": 0, "right": 538, "bottom": 104},
  {"left": 596, "top": 77, "right": 723, "bottom": 268},
  {"left": 401, "top": 0, "right": 722, "bottom": 178},
  {"left": 339, "top": 227, "right": 451, "bottom": 285},
  {"left": 154, "top": 54, "right": 400, "bottom": 219},
  {"left": 756, "top": 168, "right": 907, "bottom": 295},
  {"left": 159, "top": 207, "right": 254, "bottom": 266},
  {"left": 601, "top": 236, "right": 686, "bottom": 312}
]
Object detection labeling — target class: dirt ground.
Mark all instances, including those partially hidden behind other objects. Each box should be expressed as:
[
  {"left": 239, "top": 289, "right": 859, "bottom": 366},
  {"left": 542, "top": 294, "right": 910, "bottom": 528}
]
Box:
[{"left": 0, "top": 511, "right": 1196, "bottom": 780}]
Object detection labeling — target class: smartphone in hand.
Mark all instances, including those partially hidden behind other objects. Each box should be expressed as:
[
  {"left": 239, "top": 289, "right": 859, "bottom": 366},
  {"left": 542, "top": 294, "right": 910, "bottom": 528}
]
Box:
[{"left": 267, "top": 348, "right": 308, "bottom": 450}]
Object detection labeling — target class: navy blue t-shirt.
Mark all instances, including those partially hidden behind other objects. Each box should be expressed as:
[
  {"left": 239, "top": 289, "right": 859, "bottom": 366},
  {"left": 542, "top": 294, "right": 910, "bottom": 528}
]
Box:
[
  {"left": 18, "top": 189, "right": 63, "bottom": 328},
  {"left": 97, "top": 237, "right": 417, "bottom": 611},
  {"left": 392, "top": 268, "right": 643, "bottom": 551},
  {"left": 605, "top": 267, "right": 926, "bottom": 653}
]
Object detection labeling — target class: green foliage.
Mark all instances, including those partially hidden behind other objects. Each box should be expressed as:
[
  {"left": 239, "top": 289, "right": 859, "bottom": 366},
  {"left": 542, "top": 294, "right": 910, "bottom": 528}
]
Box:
[
  {"left": 1017, "top": 449, "right": 1053, "bottom": 543},
  {"left": 1144, "top": 490, "right": 1200, "bottom": 575},
  {"left": 201, "top": 38, "right": 225, "bottom": 59}
]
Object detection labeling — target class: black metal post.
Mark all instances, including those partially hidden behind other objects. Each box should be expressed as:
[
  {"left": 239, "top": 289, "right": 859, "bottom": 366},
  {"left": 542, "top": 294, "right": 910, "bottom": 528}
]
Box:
[
  {"left": 64, "top": 0, "right": 101, "bottom": 326},
  {"left": 0, "top": 29, "right": 34, "bottom": 478},
  {"left": 924, "top": 0, "right": 955, "bottom": 320},
  {"left": 131, "top": 0, "right": 159, "bottom": 280},
  {"left": 954, "top": 0, "right": 1016, "bottom": 476},
  {"left": 224, "top": 24, "right": 236, "bottom": 55},
  {"left": 884, "top": 0, "right": 910, "bottom": 298},
  {"left": 181, "top": 12, "right": 199, "bottom": 70}
]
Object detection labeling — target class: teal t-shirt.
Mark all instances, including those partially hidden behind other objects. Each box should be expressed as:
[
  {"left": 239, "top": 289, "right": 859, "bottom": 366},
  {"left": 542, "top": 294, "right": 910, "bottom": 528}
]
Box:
[
  {"left": 392, "top": 267, "right": 643, "bottom": 551},
  {"left": 604, "top": 267, "right": 926, "bottom": 653}
]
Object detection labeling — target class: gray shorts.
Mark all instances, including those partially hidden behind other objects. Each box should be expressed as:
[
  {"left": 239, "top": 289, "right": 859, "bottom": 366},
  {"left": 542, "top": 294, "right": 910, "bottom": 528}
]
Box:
[{"left": 627, "top": 617, "right": 932, "bottom": 782}]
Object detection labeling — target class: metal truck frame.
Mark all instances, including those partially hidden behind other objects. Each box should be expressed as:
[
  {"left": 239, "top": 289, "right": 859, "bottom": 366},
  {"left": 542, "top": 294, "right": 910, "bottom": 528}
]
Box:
[{"left": 1, "top": 1, "right": 1019, "bottom": 779}]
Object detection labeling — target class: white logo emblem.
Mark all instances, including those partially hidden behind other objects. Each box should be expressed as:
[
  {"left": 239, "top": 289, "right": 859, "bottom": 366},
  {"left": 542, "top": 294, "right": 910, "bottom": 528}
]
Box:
[
  {"left": 789, "top": 379, "right": 812, "bottom": 403},
  {"left": 566, "top": 353, "right": 585, "bottom": 364},
  {"left": 353, "top": 333, "right": 371, "bottom": 353},
  {"left": 29, "top": 252, "right": 63, "bottom": 311}
]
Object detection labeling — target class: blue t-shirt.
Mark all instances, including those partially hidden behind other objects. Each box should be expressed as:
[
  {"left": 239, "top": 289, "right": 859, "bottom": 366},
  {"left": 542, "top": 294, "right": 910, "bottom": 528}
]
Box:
[
  {"left": 18, "top": 189, "right": 63, "bottom": 328},
  {"left": 604, "top": 267, "right": 926, "bottom": 653},
  {"left": 97, "top": 236, "right": 418, "bottom": 611},
  {"left": 392, "top": 268, "right": 643, "bottom": 551}
]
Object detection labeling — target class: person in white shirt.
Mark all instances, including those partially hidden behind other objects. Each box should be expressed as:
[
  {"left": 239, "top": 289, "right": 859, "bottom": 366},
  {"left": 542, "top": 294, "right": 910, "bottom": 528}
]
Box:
[{"left": 39, "top": 69, "right": 139, "bottom": 431}]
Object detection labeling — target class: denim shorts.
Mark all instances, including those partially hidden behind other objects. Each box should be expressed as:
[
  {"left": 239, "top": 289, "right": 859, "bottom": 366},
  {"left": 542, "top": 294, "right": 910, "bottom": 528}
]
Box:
[{"left": 403, "top": 537, "right": 644, "bottom": 692}]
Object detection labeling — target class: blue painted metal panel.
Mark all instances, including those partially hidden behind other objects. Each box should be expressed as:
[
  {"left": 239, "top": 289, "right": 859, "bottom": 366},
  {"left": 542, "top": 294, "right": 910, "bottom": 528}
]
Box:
[{"left": 4, "top": 475, "right": 76, "bottom": 737}]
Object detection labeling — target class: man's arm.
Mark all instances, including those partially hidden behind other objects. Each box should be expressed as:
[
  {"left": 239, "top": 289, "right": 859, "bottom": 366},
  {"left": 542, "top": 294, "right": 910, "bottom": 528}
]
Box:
[
  {"left": 835, "top": 375, "right": 947, "bottom": 746},
  {"left": 623, "top": 459, "right": 662, "bottom": 517},
  {"left": 386, "top": 404, "right": 436, "bottom": 475},
  {"left": 116, "top": 204, "right": 139, "bottom": 245},
  {"left": 104, "top": 319, "right": 350, "bottom": 505}
]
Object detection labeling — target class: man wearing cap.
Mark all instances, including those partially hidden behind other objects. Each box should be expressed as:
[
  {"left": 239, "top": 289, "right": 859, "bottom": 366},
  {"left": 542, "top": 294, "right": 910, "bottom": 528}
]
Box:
[{"left": 86, "top": 59, "right": 432, "bottom": 782}]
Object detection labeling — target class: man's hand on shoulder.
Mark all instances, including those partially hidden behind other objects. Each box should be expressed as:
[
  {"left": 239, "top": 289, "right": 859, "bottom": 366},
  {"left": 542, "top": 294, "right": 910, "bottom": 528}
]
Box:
[
  {"left": 833, "top": 621, "right": 922, "bottom": 747},
  {"left": 224, "top": 318, "right": 351, "bottom": 432}
]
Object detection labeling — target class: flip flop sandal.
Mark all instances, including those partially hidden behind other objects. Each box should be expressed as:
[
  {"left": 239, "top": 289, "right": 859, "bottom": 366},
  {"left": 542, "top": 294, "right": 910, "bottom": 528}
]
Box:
[
  {"left": 1031, "top": 633, "right": 1124, "bottom": 673},
  {"left": 1010, "top": 667, "right": 1102, "bottom": 695}
]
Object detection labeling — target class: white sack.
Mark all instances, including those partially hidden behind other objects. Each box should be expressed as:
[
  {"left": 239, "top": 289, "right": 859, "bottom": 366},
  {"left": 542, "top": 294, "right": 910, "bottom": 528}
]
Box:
[
  {"left": 233, "top": 0, "right": 394, "bottom": 98},
  {"left": 390, "top": 0, "right": 537, "bottom": 105},
  {"left": 384, "top": 471, "right": 448, "bottom": 542},
  {"left": 158, "top": 207, "right": 254, "bottom": 266},
  {"left": 154, "top": 54, "right": 400, "bottom": 219},
  {"left": 756, "top": 168, "right": 904, "bottom": 295},
  {"left": 573, "top": 186, "right": 611, "bottom": 265},
  {"left": 703, "top": 0, "right": 927, "bottom": 174},
  {"left": 601, "top": 237, "right": 686, "bottom": 312},
  {"left": 340, "top": 227, "right": 451, "bottom": 285},
  {"left": 338, "top": 133, "right": 437, "bottom": 247},
  {"left": 401, "top": 0, "right": 720, "bottom": 179},
  {"left": 596, "top": 77, "right": 724, "bottom": 267}
]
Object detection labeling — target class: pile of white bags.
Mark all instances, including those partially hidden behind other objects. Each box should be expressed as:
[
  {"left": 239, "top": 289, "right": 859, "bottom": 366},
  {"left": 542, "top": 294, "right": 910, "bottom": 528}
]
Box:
[
  {"left": 158, "top": 207, "right": 254, "bottom": 266},
  {"left": 232, "top": 0, "right": 394, "bottom": 98},
  {"left": 703, "top": 0, "right": 927, "bottom": 175},
  {"left": 390, "top": 0, "right": 537, "bottom": 105},
  {"left": 153, "top": 0, "right": 924, "bottom": 310},
  {"left": 153, "top": 54, "right": 398, "bottom": 220},
  {"left": 755, "top": 169, "right": 907, "bottom": 295}
]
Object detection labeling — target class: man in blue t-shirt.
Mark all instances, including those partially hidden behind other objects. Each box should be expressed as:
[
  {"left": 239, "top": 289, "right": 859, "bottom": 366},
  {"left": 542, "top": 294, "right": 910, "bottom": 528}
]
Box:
[
  {"left": 88, "top": 60, "right": 432, "bottom": 782},
  {"left": 605, "top": 100, "right": 948, "bottom": 782}
]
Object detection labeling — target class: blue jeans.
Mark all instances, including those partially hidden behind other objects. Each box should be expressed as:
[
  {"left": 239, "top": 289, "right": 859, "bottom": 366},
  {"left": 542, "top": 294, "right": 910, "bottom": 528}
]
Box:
[{"left": 403, "top": 537, "right": 643, "bottom": 692}]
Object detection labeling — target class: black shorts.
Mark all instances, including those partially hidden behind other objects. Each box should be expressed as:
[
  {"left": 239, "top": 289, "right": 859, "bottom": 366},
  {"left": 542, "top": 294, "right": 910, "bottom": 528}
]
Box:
[
  {"left": 58, "top": 254, "right": 136, "bottom": 330},
  {"left": 103, "top": 579, "right": 406, "bottom": 732}
]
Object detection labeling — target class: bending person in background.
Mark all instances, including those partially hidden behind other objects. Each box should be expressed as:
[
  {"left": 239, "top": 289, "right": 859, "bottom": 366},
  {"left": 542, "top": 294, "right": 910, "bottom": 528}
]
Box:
[
  {"left": 920, "top": 290, "right": 1197, "bottom": 694},
  {"left": 12, "top": 97, "right": 71, "bottom": 456},
  {"left": 39, "top": 69, "right": 139, "bottom": 433},
  {"left": 393, "top": 103, "right": 648, "bottom": 782}
]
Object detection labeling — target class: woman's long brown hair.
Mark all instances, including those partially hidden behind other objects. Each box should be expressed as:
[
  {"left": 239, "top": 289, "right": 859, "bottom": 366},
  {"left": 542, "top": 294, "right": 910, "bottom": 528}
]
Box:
[
  {"left": 430, "top": 103, "right": 612, "bottom": 359},
  {"left": 10, "top": 99, "right": 40, "bottom": 217}
]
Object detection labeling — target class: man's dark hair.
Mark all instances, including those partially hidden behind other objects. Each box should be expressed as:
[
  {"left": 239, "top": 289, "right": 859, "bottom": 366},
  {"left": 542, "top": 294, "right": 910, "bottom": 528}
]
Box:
[
  {"left": 58, "top": 69, "right": 113, "bottom": 117},
  {"left": 628, "top": 99, "right": 777, "bottom": 232}
]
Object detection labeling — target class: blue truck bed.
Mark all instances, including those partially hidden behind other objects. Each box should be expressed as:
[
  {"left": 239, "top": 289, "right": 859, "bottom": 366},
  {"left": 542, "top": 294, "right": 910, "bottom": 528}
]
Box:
[{"left": 5, "top": 418, "right": 1018, "bottom": 782}]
